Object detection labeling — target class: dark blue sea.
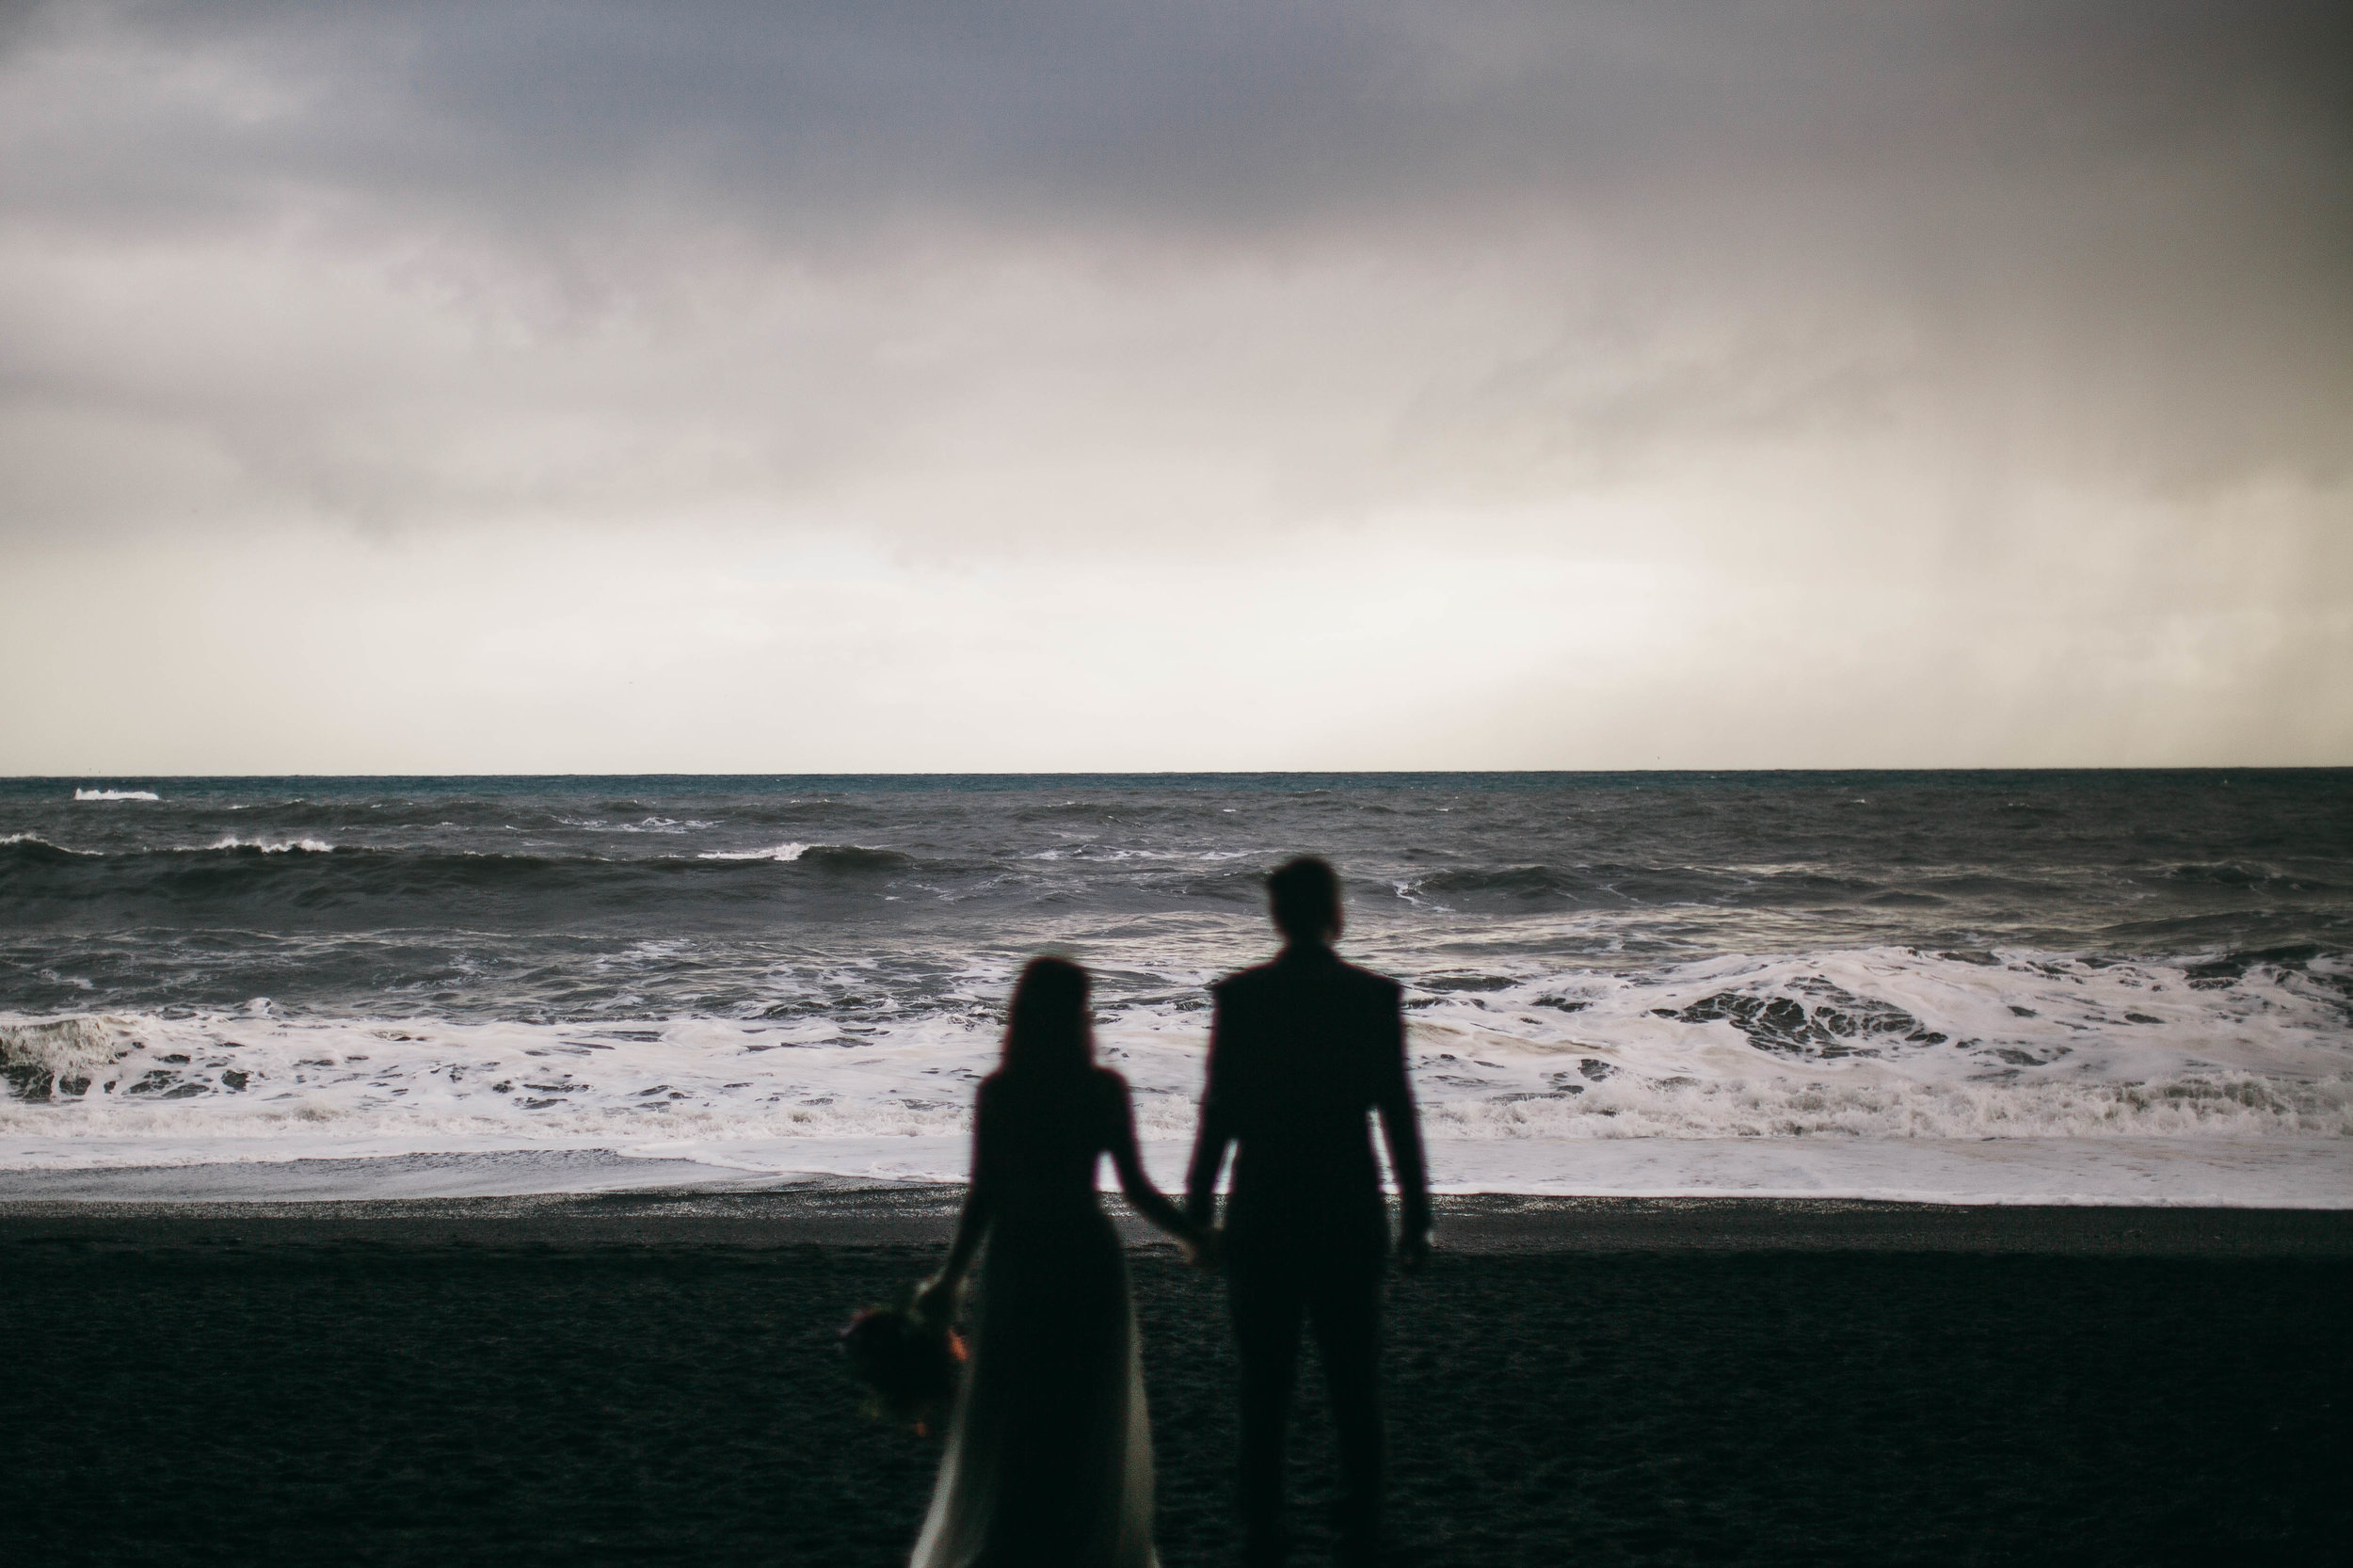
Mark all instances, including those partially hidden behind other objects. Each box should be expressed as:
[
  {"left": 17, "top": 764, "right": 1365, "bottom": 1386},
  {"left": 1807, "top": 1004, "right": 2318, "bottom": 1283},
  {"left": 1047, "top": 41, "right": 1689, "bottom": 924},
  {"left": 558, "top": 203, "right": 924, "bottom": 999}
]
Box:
[{"left": 4, "top": 771, "right": 2348, "bottom": 1194}]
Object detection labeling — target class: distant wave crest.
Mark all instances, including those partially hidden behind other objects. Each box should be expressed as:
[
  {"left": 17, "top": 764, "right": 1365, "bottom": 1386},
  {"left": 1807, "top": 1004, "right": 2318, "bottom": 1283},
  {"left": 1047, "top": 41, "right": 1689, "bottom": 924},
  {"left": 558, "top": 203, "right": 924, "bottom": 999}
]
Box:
[
  {"left": 696, "top": 843, "right": 909, "bottom": 872},
  {"left": 697, "top": 841, "right": 810, "bottom": 862},
  {"left": 0, "top": 837, "right": 925, "bottom": 925}
]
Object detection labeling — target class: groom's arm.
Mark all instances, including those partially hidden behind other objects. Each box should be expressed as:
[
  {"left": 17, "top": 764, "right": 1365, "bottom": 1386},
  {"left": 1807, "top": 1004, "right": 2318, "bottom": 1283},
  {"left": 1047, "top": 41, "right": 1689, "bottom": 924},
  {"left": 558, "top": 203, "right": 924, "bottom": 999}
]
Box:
[
  {"left": 1371, "top": 982, "right": 1433, "bottom": 1266},
  {"left": 1184, "top": 987, "right": 1236, "bottom": 1227}
]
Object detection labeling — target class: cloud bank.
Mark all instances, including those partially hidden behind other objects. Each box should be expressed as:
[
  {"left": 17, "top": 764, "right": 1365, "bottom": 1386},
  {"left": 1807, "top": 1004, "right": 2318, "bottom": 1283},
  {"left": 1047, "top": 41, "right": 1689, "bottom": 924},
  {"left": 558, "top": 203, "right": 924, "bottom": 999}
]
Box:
[{"left": 3, "top": 0, "right": 2347, "bottom": 770}]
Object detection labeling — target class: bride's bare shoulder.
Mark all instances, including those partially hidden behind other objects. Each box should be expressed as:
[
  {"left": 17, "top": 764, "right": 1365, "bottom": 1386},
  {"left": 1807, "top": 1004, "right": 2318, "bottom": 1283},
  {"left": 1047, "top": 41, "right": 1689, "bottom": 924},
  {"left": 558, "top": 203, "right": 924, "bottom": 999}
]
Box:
[{"left": 1090, "top": 1065, "right": 1138, "bottom": 1113}]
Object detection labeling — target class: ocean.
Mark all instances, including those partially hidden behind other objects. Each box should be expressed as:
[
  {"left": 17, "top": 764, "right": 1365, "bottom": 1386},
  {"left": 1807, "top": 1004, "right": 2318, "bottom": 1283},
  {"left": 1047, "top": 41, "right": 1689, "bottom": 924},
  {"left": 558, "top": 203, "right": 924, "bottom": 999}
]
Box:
[{"left": 4, "top": 771, "right": 2348, "bottom": 1203}]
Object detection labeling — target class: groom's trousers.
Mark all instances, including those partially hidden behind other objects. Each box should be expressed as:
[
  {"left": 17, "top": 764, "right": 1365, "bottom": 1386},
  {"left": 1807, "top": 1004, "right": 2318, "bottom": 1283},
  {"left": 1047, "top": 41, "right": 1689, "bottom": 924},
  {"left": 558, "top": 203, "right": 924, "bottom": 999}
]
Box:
[{"left": 1227, "top": 1236, "right": 1385, "bottom": 1565}]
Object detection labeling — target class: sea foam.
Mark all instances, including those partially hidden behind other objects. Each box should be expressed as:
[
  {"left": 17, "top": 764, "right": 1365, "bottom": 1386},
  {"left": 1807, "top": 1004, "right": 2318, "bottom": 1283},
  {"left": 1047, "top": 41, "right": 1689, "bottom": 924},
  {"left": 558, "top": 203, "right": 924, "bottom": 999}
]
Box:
[
  {"left": 696, "top": 841, "right": 810, "bottom": 861},
  {"left": 3, "top": 947, "right": 2345, "bottom": 1200}
]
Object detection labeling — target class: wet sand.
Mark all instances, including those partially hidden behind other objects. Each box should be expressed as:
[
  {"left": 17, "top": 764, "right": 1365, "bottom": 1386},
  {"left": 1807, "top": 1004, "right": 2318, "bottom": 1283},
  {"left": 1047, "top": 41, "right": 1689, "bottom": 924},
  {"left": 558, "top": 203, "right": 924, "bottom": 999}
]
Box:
[{"left": 4, "top": 1191, "right": 2347, "bottom": 1565}]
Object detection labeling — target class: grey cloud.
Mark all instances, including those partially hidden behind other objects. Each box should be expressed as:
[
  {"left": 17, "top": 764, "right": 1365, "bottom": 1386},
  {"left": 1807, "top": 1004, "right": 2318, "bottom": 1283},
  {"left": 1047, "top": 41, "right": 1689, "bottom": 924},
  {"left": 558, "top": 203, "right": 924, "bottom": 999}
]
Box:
[
  {"left": 0, "top": 0, "right": 2345, "bottom": 546},
  {"left": 8, "top": 1, "right": 2346, "bottom": 232},
  {"left": 0, "top": 5, "right": 2346, "bottom": 769}
]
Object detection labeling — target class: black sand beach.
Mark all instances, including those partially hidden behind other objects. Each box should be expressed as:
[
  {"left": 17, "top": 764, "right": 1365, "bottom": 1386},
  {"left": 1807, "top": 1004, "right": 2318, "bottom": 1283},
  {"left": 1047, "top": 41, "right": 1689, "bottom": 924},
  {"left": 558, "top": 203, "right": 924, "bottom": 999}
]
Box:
[{"left": 4, "top": 1192, "right": 2346, "bottom": 1567}]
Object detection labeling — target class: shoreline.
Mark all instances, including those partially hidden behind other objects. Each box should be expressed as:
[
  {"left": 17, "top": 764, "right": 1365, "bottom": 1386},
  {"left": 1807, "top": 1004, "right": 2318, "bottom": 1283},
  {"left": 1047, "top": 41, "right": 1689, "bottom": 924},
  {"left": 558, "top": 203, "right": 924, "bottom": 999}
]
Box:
[
  {"left": 7, "top": 1185, "right": 2351, "bottom": 1256},
  {"left": 4, "top": 1131, "right": 2347, "bottom": 1208}
]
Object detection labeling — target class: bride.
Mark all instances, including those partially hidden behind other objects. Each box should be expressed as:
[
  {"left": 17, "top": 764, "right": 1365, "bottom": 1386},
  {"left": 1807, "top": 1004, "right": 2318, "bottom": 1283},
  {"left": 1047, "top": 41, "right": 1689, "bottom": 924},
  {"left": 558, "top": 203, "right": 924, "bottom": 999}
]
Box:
[{"left": 910, "top": 956, "right": 1209, "bottom": 1568}]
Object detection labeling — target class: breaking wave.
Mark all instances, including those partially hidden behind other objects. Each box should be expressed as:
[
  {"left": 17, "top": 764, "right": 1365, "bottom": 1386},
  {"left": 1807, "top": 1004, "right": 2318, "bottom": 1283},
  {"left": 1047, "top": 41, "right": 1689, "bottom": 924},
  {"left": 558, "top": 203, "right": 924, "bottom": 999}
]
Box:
[
  {"left": 697, "top": 841, "right": 810, "bottom": 862},
  {"left": 4, "top": 945, "right": 2346, "bottom": 1157},
  {"left": 0, "top": 840, "right": 929, "bottom": 929}
]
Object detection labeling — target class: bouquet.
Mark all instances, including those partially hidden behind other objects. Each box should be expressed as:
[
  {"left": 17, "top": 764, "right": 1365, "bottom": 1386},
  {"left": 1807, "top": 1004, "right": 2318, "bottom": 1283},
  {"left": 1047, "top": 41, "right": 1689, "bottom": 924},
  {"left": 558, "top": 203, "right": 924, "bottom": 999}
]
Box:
[{"left": 839, "top": 1285, "right": 968, "bottom": 1436}]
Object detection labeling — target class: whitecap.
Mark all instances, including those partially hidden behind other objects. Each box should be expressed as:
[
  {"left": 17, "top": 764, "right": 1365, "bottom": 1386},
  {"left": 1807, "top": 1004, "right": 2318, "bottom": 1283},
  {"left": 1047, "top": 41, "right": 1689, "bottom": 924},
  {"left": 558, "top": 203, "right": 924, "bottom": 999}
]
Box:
[{"left": 696, "top": 842, "right": 809, "bottom": 861}]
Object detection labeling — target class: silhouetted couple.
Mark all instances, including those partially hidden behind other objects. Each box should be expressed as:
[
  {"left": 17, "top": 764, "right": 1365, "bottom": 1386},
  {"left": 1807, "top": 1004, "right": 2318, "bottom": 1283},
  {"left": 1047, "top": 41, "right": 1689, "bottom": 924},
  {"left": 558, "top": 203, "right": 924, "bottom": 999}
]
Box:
[{"left": 910, "top": 856, "right": 1432, "bottom": 1568}]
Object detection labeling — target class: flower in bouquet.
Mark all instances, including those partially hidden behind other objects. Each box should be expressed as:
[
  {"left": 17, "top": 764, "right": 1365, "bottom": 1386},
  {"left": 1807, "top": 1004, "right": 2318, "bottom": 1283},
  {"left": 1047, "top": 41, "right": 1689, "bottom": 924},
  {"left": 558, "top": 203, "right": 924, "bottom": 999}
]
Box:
[{"left": 839, "top": 1287, "right": 968, "bottom": 1435}]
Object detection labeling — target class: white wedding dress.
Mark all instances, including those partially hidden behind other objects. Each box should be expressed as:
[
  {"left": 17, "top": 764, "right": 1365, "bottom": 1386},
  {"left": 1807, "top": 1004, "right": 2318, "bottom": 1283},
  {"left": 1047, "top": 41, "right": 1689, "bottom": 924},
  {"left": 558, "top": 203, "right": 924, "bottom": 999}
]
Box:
[{"left": 910, "top": 1069, "right": 1162, "bottom": 1568}]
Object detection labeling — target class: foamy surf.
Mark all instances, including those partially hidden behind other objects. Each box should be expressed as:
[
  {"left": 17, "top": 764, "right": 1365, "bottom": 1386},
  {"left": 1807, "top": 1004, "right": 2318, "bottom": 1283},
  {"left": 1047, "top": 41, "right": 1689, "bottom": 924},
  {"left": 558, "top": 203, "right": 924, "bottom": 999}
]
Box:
[{"left": 3, "top": 942, "right": 2346, "bottom": 1203}]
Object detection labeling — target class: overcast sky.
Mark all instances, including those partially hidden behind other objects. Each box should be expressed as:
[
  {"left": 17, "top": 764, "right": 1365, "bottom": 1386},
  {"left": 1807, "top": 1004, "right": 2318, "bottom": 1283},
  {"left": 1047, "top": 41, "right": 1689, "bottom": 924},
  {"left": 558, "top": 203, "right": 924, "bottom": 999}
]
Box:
[{"left": 3, "top": 0, "right": 2347, "bottom": 773}]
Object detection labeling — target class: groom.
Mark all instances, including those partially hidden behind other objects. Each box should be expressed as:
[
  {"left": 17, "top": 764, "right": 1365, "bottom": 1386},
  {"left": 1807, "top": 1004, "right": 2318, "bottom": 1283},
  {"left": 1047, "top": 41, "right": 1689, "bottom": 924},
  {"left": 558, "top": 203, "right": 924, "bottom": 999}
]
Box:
[{"left": 1187, "top": 856, "right": 1431, "bottom": 1568}]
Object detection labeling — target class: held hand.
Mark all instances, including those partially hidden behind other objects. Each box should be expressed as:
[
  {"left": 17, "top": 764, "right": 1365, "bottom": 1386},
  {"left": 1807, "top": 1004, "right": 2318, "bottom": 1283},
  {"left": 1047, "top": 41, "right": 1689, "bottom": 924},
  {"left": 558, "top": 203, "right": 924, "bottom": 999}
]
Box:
[
  {"left": 1398, "top": 1226, "right": 1432, "bottom": 1275},
  {"left": 1183, "top": 1225, "right": 1224, "bottom": 1272},
  {"left": 913, "top": 1273, "right": 960, "bottom": 1325}
]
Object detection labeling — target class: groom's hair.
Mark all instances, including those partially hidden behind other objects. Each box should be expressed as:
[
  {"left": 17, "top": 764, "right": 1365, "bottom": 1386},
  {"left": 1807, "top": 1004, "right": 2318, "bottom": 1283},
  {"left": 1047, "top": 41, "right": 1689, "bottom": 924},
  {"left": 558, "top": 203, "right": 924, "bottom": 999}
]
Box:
[{"left": 1268, "top": 856, "right": 1341, "bottom": 944}]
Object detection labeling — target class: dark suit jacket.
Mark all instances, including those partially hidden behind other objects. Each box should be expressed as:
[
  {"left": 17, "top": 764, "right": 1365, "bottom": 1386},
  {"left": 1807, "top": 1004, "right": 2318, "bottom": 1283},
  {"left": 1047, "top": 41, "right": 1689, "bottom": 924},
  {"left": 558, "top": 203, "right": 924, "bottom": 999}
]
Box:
[{"left": 1185, "top": 941, "right": 1431, "bottom": 1253}]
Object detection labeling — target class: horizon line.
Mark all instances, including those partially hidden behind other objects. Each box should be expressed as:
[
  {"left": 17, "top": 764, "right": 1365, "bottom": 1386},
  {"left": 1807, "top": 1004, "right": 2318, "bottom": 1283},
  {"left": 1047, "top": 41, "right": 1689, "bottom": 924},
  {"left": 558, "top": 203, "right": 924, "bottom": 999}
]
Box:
[{"left": 8, "top": 765, "right": 2348, "bottom": 782}]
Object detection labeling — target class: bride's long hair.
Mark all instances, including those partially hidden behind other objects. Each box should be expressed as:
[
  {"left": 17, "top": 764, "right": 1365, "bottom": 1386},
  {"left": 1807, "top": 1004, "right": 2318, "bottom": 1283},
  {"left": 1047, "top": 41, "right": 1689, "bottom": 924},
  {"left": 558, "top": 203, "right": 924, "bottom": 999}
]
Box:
[{"left": 1000, "top": 956, "right": 1094, "bottom": 1078}]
